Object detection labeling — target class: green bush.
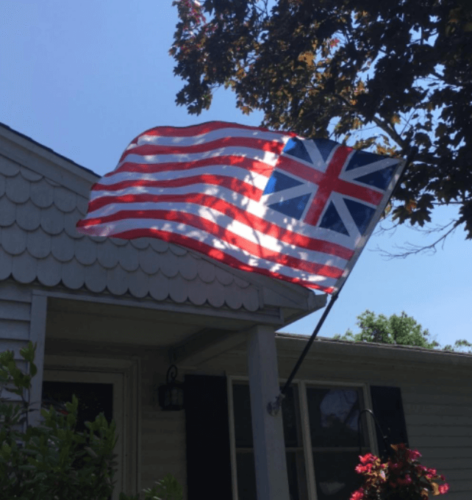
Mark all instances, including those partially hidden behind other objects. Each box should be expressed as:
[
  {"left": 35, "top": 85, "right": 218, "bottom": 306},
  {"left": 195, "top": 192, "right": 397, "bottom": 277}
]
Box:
[{"left": 0, "top": 342, "right": 183, "bottom": 500}]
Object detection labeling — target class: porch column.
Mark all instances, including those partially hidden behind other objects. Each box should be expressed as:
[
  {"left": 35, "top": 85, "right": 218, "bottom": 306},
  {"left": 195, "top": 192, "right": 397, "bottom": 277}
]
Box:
[{"left": 247, "top": 324, "right": 290, "bottom": 500}]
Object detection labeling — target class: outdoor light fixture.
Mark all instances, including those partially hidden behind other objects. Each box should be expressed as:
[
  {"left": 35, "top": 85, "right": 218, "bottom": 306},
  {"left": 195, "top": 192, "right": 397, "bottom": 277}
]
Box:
[{"left": 158, "top": 365, "right": 184, "bottom": 411}]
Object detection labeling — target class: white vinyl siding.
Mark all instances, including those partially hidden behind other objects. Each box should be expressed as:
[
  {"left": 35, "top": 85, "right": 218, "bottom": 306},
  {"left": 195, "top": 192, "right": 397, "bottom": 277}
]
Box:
[
  {"left": 402, "top": 384, "right": 472, "bottom": 499},
  {"left": 0, "top": 282, "right": 32, "bottom": 404}
]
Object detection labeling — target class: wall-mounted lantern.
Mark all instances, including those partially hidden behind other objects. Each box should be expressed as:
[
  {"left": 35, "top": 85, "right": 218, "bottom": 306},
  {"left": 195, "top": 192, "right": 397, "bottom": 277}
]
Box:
[{"left": 158, "top": 365, "right": 184, "bottom": 411}]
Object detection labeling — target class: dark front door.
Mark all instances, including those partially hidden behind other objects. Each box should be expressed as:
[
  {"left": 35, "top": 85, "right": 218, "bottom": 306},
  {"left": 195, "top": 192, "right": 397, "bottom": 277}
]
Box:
[{"left": 41, "top": 381, "right": 113, "bottom": 432}]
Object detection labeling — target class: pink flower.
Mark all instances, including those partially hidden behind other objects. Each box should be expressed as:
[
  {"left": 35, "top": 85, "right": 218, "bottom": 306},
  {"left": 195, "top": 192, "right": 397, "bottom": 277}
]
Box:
[
  {"left": 439, "top": 484, "right": 449, "bottom": 494},
  {"left": 350, "top": 488, "right": 364, "bottom": 500},
  {"left": 426, "top": 468, "right": 438, "bottom": 479},
  {"left": 407, "top": 449, "right": 422, "bottom": 461},
  {"left": 359, "top": 453, "right": 376, "bottom": 465},
  {"left": 355, "top": 463, "right": 373, "bottom": 474}
]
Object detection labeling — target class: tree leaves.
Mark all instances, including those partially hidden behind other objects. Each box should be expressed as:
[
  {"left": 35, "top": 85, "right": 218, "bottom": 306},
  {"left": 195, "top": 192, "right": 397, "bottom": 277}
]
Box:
[
  {"left": 172, "top": 0, "right": 472, "bottom": 239},
  {"left": 334, "top": 310, "right": 440, "bottom": 349}
]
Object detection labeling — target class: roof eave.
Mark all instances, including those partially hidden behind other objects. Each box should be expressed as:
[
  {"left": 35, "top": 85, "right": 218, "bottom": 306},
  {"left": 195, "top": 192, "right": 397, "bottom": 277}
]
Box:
[{"left": 276, "top": 334, "right": 472, "bottom": 367}]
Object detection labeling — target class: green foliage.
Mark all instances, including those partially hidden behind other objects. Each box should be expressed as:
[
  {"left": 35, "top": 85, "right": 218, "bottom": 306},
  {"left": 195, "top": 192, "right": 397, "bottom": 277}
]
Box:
[
  {"left": 0, "top": 342, "right": 118, "bottom": 500},
  {"left": 119, "top": 474, "right": 184, "bottom": 500},
  {"left": 171, "top": 0, "right": 472, "bottom": 239},
  {"left": 334, "top": 310, "right": 471, "bottom": 352},
  {"left": 142, "top": 475, "right": 184, "bottom": 500},
  {"left": 443, "top": 338, "right": 472, "bottom": 353},
  {"left": 334, "top": 310, "right": 439, "bottom": 348},
  {"left": 0, "top": 342, "right": 183, "bottom": 500}
]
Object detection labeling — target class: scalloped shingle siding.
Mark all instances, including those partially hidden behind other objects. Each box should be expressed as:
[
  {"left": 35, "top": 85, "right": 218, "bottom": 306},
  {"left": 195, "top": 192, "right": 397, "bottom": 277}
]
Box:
[{"left": 0, "top": 155, "right": 260, "bottom": 311}]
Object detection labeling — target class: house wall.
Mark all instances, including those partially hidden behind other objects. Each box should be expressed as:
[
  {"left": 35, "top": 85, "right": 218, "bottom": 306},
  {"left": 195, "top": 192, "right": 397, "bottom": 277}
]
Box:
[
  {"left": 10, "top": 306, "right": 472, "bottom": 500},
  {"left": 0, "top": 282, "right": 32, "bottom": 364},
  {"left": 51, "top": 335, "right": 466, "bottom": 499},
  {"left": 197, "top": 340, "right": 472, "bottom": 500},
  {"left": 0, "top": 281, "right": 48, "bottom": 431},
  {"left": 0, "top": 281, "right": 34, "bottom": 400},
  {"left": 43, "top": 334, "right": 190, "bottom": 498},
  {"left": 139, "top": 347, "right": 188, "bottom": 492}
]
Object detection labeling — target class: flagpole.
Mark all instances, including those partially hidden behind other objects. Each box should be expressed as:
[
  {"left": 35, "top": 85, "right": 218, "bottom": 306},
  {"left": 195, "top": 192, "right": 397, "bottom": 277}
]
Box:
[
  {"left": 267, "top": 289, "right": 341, "bottom": 416},
  {"left": 267, "top": 146, "right": 418, "bottom": 416}
]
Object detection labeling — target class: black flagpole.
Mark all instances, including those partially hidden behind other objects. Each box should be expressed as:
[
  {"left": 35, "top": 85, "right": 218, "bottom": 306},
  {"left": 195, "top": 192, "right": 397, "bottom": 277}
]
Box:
[
  {"left": 267, "top": 288, "right": 342, "bottom": 416},
  {"left": 267, "top": 146, "right": 418, "bottom": 416}
]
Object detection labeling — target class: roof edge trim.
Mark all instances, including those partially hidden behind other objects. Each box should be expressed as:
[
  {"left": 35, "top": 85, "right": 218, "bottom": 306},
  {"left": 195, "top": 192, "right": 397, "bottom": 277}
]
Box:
[{"left": 0, "top": 123, "right": 99, "bottom": 197}]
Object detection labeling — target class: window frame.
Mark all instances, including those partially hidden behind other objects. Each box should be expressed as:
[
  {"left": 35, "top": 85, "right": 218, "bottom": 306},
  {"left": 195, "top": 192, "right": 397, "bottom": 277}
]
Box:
[
  {"left": 42, "top": 370, "right": 124, "bottom": 500},
  {"left": 227, "top": 376, "right": 378, "bottom": 500},
  {"left": 43, "top": 354, "right": 141, "bottom": 500}
]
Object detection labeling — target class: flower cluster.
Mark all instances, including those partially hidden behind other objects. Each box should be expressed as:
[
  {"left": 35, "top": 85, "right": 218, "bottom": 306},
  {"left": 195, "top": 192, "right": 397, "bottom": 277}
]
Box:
[{"left": 351, "top": 444, "right": 449, "bottom": 499}]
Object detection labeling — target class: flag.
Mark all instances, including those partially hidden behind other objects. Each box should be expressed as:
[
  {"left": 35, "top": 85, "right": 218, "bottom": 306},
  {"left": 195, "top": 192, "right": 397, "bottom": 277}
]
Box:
[{"left": 77, "top": 121, "right": 405, "bottom": 293}]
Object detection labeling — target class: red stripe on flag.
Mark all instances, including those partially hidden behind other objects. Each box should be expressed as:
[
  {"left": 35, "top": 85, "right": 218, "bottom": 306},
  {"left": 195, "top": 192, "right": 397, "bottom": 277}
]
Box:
[
  {"left": 112, "top": 155, "right": 275, "bottom": 177},
  {"left": 83, "top": 192, "right": 354, "bottom": 260},
  {"left": 77, "top": 209, "right": 345, "bottom": 279},
  {"left": 120, "top": 136, "right": 286, "bottom": 162},
  {"left": 92, "top": 176, "right": 263, "bottom": 201},
  {"left": 124, "top": 121, "right": 290, "bottom": 150},
  {"left": 134, "top": 121, "right": 287, "bottom": 138},
  {"left": 105, "top": 228, "right": 336, "bottom": 293}
]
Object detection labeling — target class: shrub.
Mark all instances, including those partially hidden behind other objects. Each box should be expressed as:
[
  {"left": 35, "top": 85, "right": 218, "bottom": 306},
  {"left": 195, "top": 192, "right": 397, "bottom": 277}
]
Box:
[{"left": 0, "top": 342, "right": 182, "bottom": 500}]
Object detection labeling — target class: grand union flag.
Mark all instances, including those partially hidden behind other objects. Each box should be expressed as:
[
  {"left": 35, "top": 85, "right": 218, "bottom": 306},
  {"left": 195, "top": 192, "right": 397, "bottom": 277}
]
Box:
[{"left": 77, "top": 121, "right": 405, "bottom": 293}]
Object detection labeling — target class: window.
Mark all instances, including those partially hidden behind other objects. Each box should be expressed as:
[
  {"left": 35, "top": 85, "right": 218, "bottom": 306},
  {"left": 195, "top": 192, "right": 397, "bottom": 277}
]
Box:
[
  {"left": 230, "top": 381, "right": 373, "bottom": 500},
  {"left": 307, "top": 386, "right": 368, "bottom": 500}
]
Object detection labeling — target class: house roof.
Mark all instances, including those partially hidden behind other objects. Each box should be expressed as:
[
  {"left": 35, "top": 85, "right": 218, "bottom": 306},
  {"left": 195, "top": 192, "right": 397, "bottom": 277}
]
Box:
[
  {"left": 0, "top": 122, "right": 325, "bottom": 322},
  {"left": 0, "top": 121, "right": 98, "bottom": 179},
  {"left": 276, "top": 333, "right": 472, "bottom": 366}
]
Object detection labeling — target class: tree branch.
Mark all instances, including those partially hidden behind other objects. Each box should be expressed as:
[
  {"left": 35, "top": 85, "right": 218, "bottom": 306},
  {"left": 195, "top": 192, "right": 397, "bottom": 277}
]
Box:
[
  {"left": 375, "top": 220, "right": 459, "bottom": 259},
  {"left": 371, "top": 115, "right": 409, "bottom": 151},
  {"left": 334, "top": 93, "right": 409, "bottom": 151}
]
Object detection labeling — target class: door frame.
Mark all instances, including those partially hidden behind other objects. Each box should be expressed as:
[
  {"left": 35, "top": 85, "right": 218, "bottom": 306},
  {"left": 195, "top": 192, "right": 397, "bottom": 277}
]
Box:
[{"left": 43, "top": 354, "right": 141, "bottom": 499}]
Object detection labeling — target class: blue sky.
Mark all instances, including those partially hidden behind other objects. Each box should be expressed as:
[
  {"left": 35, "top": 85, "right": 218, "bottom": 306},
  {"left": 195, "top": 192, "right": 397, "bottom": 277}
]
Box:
[{"left": 1, "top": 1, "right": 470, "bottom": 347}]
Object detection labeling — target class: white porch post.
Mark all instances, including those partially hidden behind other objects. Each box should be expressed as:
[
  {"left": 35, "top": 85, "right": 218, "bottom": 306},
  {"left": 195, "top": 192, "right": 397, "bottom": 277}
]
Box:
[{"left": 247, "top": 324, "right": 290, "bottom": 500}]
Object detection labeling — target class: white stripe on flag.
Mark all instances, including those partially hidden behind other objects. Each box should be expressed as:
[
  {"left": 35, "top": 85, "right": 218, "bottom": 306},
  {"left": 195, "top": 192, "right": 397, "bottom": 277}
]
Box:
[
  {"left": 133, "top": 127, "right": 289, "bottom": 148},
  {"left": 117, "top": 146, "right": 281, "bottom": 168},
  {"left": 95, "top": 165, "right": 271, "bottom": 189},
  {"left": 77, "top": 218, "right": 339, "bottom": 289},
  {"left": 86, "top": 184, "right": 358, "bottom": 250},
  {"left": 82, "top": 200, "right": 349, "bottom": 270}
]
